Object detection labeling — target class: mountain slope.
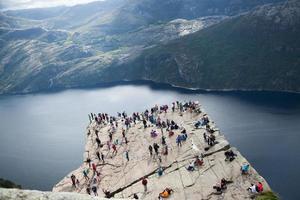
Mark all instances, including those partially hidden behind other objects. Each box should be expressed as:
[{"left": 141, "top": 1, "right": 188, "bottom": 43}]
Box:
[{"left": 104, "top": 0, "right": 300, "bottom": 92}]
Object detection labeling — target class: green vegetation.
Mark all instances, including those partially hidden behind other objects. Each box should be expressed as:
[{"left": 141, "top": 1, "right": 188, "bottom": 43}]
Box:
[
  {"left": 0, "top": 178, "right": 21, "bottom": 189},
  {"left": 0, "top": 0, "right": 299, "bottom": 94},
  {"left": 256, "top": 191, "right": 279, "bottom": 200}
]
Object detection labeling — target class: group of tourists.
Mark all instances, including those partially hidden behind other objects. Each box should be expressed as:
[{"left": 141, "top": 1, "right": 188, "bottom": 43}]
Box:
[{"left": 69, "top": 100, "right": 263, "bottom": 199}]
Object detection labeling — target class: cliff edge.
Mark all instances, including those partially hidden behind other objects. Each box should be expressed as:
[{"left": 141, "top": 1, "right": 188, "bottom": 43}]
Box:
[{"left": 53, "top": 102, "right": 271, "bottom": 199}]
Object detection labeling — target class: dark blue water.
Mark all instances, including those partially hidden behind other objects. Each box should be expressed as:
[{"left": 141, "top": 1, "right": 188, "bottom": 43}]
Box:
[{"left": 0, "top": 84, "right": 299, "bottom": 199}]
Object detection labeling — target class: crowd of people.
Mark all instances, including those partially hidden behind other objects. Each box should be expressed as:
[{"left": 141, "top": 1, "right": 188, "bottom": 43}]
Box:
[{"left": 67, "top": 100, "right": 264, "bottom": 199}]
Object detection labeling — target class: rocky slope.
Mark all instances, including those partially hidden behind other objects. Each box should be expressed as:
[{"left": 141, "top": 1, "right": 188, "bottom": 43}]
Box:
[
  {"left": 53, "top": 103, "right": 270, "bottom": 199},
  {"left": 1, "top": 0, "right": 296, "bottom": 94},
  {"left": 104, "top": 0, "right": 300, "bottom": 92}
]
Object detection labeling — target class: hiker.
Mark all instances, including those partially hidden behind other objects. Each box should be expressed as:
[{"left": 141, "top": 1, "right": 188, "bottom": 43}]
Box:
[
  {"left": 247, "top": 184, "right": 258, "bottom": 193},
  {"left": 96, "top": 151, "right": 101, "bottom": 161},
  {"left": 142, "top": 177, "right": 148, "bottom": 192},
  {"left": 125, "top": 150, "right": 129, "bottom": 161},
  {"left": 151, "top": 129, "right": 158, "bottom": 138},
  {"left": 133, "top": 193, "right": 139, "bottom": 199},
  {"left": 247, "top": 182, "right": 263, "bottom": 194},
  {"left": 163, "top": 144, "right": 168, "bottom": 155},
  {"left": 112, "top": 144, "right": 117, "bottom": 155},
  {"left": 122, "top": 129, "right": 125, "bottom": 138},
  {"left": 241, "top": 163, "right": 250, "bottom": 175},
  {"left": 70, "top": 174, "right": 76, "bottom": 187},
  {"left": 83, "top": 169, "right": 89, "bottom": 181},
  {"left": 143, "top": 119, "right": 147, "bottom": 128},
  {"left": 103, "top": 189, "right": 112, "bottom": 198},
  {"left": 149, "top": 145, "right": 153, "bottom": 156},
  {"left": 161, "top": 135, "right": 166, "bottom": 145},
  {"left": 153, "top": 143, "right": 160, "bottom": 155},
  {"left": 220, "top": 178, "right": 229, "bottom": 190},
  {"left": 86, "top": 186, "right": 91, "bottom": 195},
  {"left": 186, "top": 162, "right": 195, "bottom": 171},
  {"left": 224, "top": 150, "right": 237, "bottom": 161},
  {"left": 101, "top": 152, "right": 105, "bottom": 163},
  {"left": 91, "top": 185, "right": 98, "bottom": 196},
  {"left": 176, "top": 135, "right": 182, "bottom": 147},
  {"left": 158, "top": 188, "right": 173, "bottom": 199},
  {"left": 109, "top": 132, "right": 113, "bottom": 142},
  {"left": 257, "top": 182, "right": 263, "bottom": 192},
  {"left": 168, "top": 130, "right": 174, "bottom": 137},
  {"left": 92, "top": 163, "right": 97, "bottom": 172},
  {"left": 96, "top": 137, "right": 101, "bottom": 148},
  {"left": 194, "top": 156, "right": 204, "bottom": 167},
  {"left": 86, "top": 157, "right": 91, "bottom": 168},
  {"left": 158, "top": 167, "right": 163, "bottom": 176}
]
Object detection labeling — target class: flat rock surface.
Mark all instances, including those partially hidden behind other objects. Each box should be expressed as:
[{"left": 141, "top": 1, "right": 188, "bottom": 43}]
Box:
[{"left": 53, "top": 104, "right": 270, "bottom": 199}]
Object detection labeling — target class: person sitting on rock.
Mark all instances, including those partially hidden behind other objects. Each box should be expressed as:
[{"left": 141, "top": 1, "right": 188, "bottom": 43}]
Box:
[
  {"left": 151, "top": 130, "right": 158, "bottom": 138},
  {"left": 257, "top": 182, "right": 264, "bottom": 192},
  {"left": 168, "top": 130, "right": 174, "bottom": 137},
  {"left": 247, "top": 184, "right": 258, "bottom": 193},
  {"left": 158, "top": 167, "right": 164, "bottom": 176},
  {"left": 213, "top": 178, "right": 230, "bottom": 194},
  {"left": 186, "top": 161, "right": 195, "bottom": 171},
  {"left": 224, "top": 150, "right": 237, "bottom": 162},
  {"left": 103, "top": 189, "right": 112, "bottom": 198},
  {"left": 158, "top": 188, "right": 173, "bottom": 199},
  {"left": 241, "top": 163, "right": 250, "bottom": 175},
  {"left": 194, "top": 156, "right": 204, "bottom": 167}
]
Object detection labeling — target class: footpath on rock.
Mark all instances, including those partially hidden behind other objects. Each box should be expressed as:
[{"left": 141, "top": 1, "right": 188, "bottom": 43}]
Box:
[{"left": 53, "top": 101, "right": 272, "bottom": 200}]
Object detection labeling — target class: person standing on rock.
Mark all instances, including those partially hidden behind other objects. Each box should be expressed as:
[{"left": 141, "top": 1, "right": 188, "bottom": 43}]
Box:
[
  {"left": 70, "top": 174, "right": 76, "bottom": 187},
  {"left": 125, "top": 150, "right": 129, "bottom": 161},
  {"left": 96, "top": 137, "right": 101, "bottom": 148},
  {"left": 92, "top": 163, "right": 97, "bottom": 172},
  {"left": 112, "top": 144, "right": 117, "bottom": 155},
  {"left": 96, "top": 151, "right": 101, "bottom": 161},
  {"left": 86, "top": 185, "right": 91, "bottom": 195},
  {"left": 149, "top": 145, "right": 153, "bottom": 157},
  {"left": 143, "top": 119, "right": 147, "bottom": 129},
  {"left": 91, "top": 184, "right": 98, "bottom": 196},
  {"left": 176, "top": 135, "right": 182, "bottom": 147},
  {"left": 142, "top": 177, "right": 148, "bottom": 192},
  {"left": 153, "top": 143, "right": 160, "bottom": 155},
  {"left": 83, "top": 169, "right": 89, "bottom": 181},
  {"left": 101, "top": 152, "right": 105, "bottom": 163}
]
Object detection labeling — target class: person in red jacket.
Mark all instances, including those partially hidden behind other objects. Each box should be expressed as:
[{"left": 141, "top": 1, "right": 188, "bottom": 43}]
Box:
[
  {"left": 112, "top": 144, "right": 117, "bottom": 155},
  {"left": 257, "top": 182, "right": 263, "bottom": 192}
]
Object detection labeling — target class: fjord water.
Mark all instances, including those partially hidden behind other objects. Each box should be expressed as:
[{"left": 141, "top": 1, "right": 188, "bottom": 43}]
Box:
[{"left": 0, "top": 84, "right": 299, "bottom": 199}]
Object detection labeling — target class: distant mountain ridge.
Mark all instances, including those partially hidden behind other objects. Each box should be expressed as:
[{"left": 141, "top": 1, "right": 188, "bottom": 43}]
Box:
[
  {"left": 102, "top": 0, "right": 300, "bottom": 92},
  {"left": 1, "top": 0, "right": 299, "bottom": 94}
]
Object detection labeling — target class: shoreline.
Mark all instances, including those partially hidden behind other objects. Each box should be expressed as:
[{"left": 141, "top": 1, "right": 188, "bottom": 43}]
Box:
[{"left": 1, "top": 79, "right": 300, "bottom": 96}]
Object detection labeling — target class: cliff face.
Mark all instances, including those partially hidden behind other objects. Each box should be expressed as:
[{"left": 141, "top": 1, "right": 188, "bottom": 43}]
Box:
[
  {"left": 53, "top": 103, "right": 270, "bottom": 199},
  {"left": 1, "top": 0, "right": 297, "bottom": 94},
  {"left": 0, "top": 188, "right": 128, "bottom": 200}
]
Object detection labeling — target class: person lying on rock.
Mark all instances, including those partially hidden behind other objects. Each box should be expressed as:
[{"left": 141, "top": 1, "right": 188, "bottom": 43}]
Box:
[
  {"left": 213, "top": 178, "right": 231, "bottom": 194},
  {"left": 247, "top": 182, "right": 264, "bottom": 194},
  {"left": 158, "top": 188, "right": 174, "bottom": 199}
]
